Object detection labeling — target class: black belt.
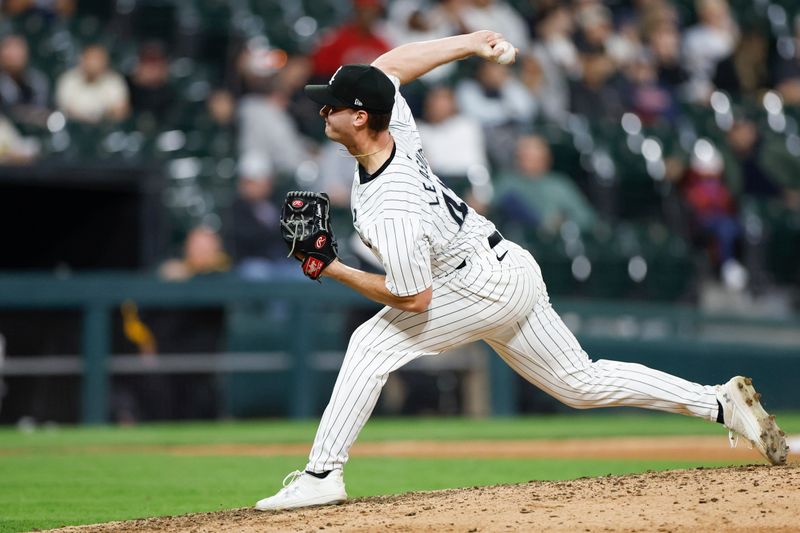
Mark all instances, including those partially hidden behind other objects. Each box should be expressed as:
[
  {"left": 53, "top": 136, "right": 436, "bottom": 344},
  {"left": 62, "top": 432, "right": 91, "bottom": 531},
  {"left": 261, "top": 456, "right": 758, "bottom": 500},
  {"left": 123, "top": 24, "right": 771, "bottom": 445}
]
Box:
[
  {"left": 455, "top": 230, "right": 503, "bottom": 270},
  {"left": 487, "top": 230, "right": 503, "bottom": 248}
]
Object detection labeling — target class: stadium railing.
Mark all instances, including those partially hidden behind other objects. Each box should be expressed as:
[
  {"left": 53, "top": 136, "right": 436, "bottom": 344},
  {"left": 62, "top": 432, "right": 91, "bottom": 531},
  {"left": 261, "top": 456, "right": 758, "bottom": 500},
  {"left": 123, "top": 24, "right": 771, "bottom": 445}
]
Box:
[{"left": 0, "top": 273, "right": 799, "bottom": 424}]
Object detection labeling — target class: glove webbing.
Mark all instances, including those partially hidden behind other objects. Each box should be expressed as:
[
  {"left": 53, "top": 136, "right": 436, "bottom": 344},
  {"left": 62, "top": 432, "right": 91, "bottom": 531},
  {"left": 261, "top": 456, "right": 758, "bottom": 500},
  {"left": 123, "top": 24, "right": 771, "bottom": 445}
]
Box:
[{"left": 282, "top": 218, "right": 306, "bottom": 259}]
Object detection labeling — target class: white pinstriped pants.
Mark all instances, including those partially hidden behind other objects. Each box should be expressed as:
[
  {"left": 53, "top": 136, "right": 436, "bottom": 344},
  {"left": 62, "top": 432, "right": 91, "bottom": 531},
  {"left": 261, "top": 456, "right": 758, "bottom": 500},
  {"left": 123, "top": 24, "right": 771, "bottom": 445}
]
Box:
[{"left": 306, "top": 239, "right": 719, "bottom": 473}]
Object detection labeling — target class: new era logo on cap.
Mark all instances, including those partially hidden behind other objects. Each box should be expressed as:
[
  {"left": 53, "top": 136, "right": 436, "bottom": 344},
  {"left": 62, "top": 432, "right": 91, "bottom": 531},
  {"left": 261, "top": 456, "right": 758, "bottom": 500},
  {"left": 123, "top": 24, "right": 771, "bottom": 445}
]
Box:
[{"left": 304, "top": 64, "right": 395, "bottom": 114}]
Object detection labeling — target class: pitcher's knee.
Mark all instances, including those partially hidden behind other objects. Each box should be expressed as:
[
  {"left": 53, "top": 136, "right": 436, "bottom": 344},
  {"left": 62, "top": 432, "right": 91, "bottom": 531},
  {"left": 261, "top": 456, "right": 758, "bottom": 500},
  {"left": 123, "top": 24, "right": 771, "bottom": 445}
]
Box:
[
  {"left": 557, "top": 396, "right": 597, "bottom": 410},
  {"left": 546, "top": 367, "right": 605, "bottom": 409},
  {"left": 547, "top": 383, "right": 595, "bottom": 409},
  {"left": 340, "top": 345, "right": 393, "bottom": 385}
]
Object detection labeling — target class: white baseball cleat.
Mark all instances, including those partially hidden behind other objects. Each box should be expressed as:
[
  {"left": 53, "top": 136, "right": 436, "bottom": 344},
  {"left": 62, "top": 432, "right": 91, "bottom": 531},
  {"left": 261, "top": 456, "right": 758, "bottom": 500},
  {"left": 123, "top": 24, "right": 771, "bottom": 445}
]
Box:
[
  {"left": 716, "top": 376, "right": 788, "bottom": 465},
  {"left": 255, "top": 469, "right": 347, "bottom": 511}
]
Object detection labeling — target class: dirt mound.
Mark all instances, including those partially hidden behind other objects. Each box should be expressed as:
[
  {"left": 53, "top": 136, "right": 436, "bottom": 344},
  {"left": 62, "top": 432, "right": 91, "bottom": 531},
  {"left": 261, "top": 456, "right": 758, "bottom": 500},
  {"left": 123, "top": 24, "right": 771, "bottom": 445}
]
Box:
[
  {"left": 165, "top": 435, "right": 785, "bottom": 461},
  {"left": 50, "top": 464, "right": 799, "bottom": 532},
  {"left": 7, "top": 435, "right": 787, "bottom": 462}
]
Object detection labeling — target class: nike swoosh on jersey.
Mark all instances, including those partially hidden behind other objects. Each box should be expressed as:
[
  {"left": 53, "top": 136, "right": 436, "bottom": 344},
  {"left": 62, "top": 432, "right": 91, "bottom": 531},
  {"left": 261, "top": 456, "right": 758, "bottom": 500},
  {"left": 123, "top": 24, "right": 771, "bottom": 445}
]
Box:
[{"left": 496, "top": 251, "right": 508, "bottom": 262}]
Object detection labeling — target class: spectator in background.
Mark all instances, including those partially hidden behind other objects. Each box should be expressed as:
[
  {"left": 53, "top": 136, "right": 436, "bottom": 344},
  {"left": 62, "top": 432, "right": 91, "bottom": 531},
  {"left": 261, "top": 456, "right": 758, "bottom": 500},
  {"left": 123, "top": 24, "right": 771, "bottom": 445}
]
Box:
[
  {"left": 158, "top": 226, "right": 230, "bottom": 281},
  {"left": 315, "top": 139, "right": 365, "bottom": 207},
  {"left": 274, "top": 55, "right": 323, "bottom": 141},
  {"left": 55, "top": 44, "right": 129, "bottom": 124},
  {"left": 310, "top": 0, "right": 391, "bottom": 79},
  {"left": 491, "top": 135, "right": 597, "bottom": 235},
  {"left": 140, "top": 224, "right": 228, "bottom": 423},
  {"left": 207, "top": 88, "right": 235, "bottom": 128},
  {"left": 386, "top": 0, "right": 452, "bottom": 45},
  {"left": 646, "top": 19, "right": 690, "bottom": 97},
  {"left": 233, "top": 43, "right": 317, "bottom": 140},
  {"left": 112, "top": 300, "right": 171, "bottom": 424},
  {"left": 719, "top": 112, "right": 800, "bottom": 288},
  {"left": 574, "top": 3, "right": 640, "bottom": 68},
  {"left": 417, "top": 85, "right": 488, "bottom": 182},
  {"left": 196, "top": 88, "right": 238, "bottom": 160},
  {"left": 712, "top": 29, "right": 769, "bottom": 99},
  {"left": 531, "top": 4, "right": 580, "bottom": 78},
  {"left": 723, "top": 113, "right": 800, "bottom": 210},
  {"left": 569, "top": 43, "right": 625, "bottom": 123},
  {"left": 613, "top": 14, "right": 645, "bottom": 68},
  {"left": 682, "top": 0, "right": 739, "bottom": 102},
  {"left": 1, "top": 0, "right": 75, "bottom": 18},
  {"left": 0, "top": 34, "right": 50, "bottom": 126},
  {"left": 230, "top": 152, "right": 298, "bottom": 280},
  {"left": 460, "top": 0, "right": 530, "bottom": 51},
  {"left": 622, "top": 51, "right": 678, "bottom": 127},
  {"left": 233, "top": 40, "right": 291, "bottom": 97},
  {"left": 456, "top": 60, "right": 536, "bottom": 165},
  {"left": 237, "top": 69, "right": 314, "bottom": 177},
  {"left": 0, "top": 113, "right": 39, "bottom": 163},
  {"left": 636, "top": 0, "right": 680, "bottom": 32},
  {"left": 525, "top": 4, "right": 575, "bottom": 125},
  {"left": 774, "top": 15, "right": 800, "bottom": 107},
  {"left": 520, "top": 47, "right": 568, "bottom": 124},
  {"left": 126, "top": 41, "right": 175, "bottom": 119},
  {"left": 681, "top": 141, "right": 746, "bottom": 289},
  {"left": 384, "top": 0, "right": 460, "bottom": 83}
]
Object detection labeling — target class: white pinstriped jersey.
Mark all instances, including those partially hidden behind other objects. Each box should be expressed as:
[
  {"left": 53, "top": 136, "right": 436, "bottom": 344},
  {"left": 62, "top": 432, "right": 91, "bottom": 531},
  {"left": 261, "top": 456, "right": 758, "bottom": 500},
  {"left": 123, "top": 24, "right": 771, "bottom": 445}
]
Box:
[
  {"left": 350, "top": 75, "right": 498, "bottom": 297},
  {"left": 303, "top": 68, "right": 726, "bottom": 479}
]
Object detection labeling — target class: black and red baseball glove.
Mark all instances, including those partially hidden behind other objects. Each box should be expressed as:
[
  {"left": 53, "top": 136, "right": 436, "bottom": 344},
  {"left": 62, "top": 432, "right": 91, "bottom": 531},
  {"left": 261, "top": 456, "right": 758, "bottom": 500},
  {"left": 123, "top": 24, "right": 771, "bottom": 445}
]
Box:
[{"left": 280, "top": 191, "right": 338, "bottom": 280}]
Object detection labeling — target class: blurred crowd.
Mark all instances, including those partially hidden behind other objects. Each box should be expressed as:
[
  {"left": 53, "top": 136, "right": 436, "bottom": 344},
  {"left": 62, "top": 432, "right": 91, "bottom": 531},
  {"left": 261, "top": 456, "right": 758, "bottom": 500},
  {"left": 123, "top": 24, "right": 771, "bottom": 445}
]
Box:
[{"left": 2, "top": 0, "right": 800, "bottom": 300}]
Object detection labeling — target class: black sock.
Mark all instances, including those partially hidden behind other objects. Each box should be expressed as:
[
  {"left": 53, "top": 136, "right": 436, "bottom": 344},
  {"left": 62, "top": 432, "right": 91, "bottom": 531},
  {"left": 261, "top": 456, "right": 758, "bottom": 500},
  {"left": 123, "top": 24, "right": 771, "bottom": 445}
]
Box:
[
  {"left": 716, "top": 400, "right": 725, "bottom": 424},
  {"left": 305, "top": 470, "right": 331, "bottom": 479}
]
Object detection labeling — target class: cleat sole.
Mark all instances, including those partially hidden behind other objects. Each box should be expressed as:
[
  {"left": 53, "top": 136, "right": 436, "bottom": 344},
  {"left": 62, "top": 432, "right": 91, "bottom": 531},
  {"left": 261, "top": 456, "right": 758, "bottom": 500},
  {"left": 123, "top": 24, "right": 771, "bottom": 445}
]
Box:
[{"left": 734, "top": 377, "right": 787, "bottom": 465}]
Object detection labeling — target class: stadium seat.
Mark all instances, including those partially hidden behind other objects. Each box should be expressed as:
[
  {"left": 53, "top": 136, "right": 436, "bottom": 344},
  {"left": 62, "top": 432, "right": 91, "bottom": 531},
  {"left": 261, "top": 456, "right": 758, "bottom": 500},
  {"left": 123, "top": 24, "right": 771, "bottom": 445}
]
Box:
[
  {"left": 301, "top": 0, "right": 344, "bottom": 30},
  {"left": 759, "top": 203, "right": 800, "bottom": 285},
  {"left": 249, "top": 0, "right": 285, "bottom": 19},
  {"left": 538, "top": 122, "right": 586, "bottom": 190},
  {"left": 638, "top": 224, "right": 695, "bottom": 301},
  {"left": 578, "top": 230, "right": 634, "bottom": 299},
  {"left": 132, "top": 2, "right": 178, "bottom": 45},
  {"left": 595, "top": 121, "right": 666, "bottom": 221}
]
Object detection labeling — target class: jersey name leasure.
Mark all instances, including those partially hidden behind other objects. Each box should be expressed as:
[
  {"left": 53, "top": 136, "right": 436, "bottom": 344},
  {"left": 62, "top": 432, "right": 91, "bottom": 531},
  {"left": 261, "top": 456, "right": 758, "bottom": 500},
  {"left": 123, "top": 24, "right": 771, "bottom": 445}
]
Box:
[{"left": 350, "top": 74, "right": 497, "bottom": 297}]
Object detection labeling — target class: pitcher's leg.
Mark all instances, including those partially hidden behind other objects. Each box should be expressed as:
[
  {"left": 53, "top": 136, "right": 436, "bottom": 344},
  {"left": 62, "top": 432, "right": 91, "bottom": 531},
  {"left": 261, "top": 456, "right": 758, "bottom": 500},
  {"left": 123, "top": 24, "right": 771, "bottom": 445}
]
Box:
[
  {"left": 487, "top": 300, "right": 719, "bottom": 421},
  {"left": 307, "top": 296, "right": 487, "bottom": 472},
  {"left": 306, "top": 306, "right": 412, "bottom": 472},
  {"left": 308, "top": 262, "right": 537, "bottom": 473}
]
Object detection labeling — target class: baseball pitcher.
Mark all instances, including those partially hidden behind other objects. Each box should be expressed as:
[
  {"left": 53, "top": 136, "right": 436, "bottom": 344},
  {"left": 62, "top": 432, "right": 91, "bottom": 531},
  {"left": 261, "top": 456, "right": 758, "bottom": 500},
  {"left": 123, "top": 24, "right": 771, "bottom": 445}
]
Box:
[{"left": 257, "top": 31, "right": 787, "bottom": 511}]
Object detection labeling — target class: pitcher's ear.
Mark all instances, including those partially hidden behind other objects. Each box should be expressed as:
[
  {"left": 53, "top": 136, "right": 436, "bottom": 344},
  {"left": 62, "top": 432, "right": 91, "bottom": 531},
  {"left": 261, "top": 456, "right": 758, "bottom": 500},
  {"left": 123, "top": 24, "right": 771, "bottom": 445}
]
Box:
[{"left": 353, "top": 109, "right": 369, "bottom": 127}]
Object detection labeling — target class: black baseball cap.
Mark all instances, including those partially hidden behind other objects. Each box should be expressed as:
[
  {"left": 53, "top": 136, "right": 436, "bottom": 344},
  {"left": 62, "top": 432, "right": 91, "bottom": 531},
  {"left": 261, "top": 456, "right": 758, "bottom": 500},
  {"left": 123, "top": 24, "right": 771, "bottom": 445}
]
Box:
[{"left": 304, "top": 64, "right": 395, "bottom": 114}]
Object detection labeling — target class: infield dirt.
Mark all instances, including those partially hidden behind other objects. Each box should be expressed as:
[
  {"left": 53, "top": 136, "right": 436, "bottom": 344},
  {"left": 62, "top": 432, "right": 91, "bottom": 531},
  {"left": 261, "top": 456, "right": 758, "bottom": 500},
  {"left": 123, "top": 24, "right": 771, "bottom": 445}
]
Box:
[{"left": 50, "top": 463, "right": 799, "bottom": 532}]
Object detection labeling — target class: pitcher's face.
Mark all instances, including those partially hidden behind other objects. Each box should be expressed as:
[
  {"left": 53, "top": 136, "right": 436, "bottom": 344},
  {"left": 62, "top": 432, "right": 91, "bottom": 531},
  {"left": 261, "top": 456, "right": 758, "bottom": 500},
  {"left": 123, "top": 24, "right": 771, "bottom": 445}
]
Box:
[{"left": 320, "top": 105, "right": 355, "bottom": 142}]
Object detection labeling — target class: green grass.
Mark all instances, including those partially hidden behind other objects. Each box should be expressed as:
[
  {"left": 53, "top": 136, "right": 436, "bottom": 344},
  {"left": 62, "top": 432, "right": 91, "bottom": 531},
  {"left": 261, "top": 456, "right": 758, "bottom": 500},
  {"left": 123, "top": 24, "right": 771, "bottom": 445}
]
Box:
[
  {"left": 1, "top": 413, "right": 798, "bottom": 532},
  {"left": 4, "top": 411, "right": 799, "bottom": 450},
  {"left": 0, "top": 455, "right": 734, "bottom": 532}
]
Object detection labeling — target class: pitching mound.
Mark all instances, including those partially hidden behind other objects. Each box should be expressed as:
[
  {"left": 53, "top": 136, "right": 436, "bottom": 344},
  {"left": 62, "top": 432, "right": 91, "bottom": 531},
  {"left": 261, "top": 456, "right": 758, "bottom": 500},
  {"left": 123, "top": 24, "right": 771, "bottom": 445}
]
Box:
[{"left": 51, "top": 464, "right": 799, "bottom": 532}]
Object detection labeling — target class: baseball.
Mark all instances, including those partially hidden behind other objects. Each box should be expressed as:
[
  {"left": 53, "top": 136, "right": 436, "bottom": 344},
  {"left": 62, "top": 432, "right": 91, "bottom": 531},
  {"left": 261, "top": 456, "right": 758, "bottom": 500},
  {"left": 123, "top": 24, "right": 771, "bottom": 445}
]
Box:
[{"left": 493, "top": 40, "right": 516, "bottom": 65}]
